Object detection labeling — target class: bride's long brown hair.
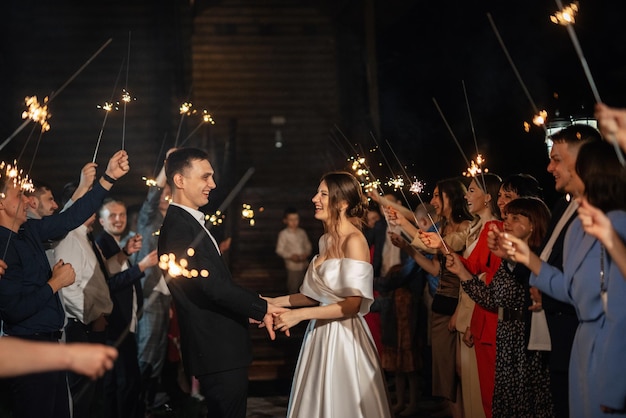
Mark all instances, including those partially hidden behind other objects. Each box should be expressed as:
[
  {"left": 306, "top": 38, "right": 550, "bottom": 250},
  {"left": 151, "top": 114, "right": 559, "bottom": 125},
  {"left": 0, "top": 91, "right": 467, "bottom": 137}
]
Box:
[{"left": 319, "top": 171, "right": 368, "bottom": 259}]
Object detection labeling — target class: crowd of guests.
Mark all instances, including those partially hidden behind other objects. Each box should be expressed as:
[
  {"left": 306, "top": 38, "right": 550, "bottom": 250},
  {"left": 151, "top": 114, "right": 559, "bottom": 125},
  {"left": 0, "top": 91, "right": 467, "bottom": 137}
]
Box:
[
  {"left": 0, "top": 149, "right": 182, "bottom": 418},
  {"left": 1, "top": 103, "right": 626, "bottom": 418},
  {"left": 363, "top": 103, "right": 626, "bottom": 418}
]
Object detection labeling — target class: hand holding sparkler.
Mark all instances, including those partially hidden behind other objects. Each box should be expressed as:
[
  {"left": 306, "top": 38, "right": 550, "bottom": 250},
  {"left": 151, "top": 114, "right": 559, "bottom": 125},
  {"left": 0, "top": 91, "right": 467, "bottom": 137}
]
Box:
[
  {"left": 69, "top": 163, "right": 98, "bottom": 203},
  {"left": 419, "top": 230, "right": 444, "bottom": 251},
  {"left": 100, "top": 150, "right": 130, "bottom": 189},
  {"left": 595, "top": 103, "right": 626, "bottom": 154},
  {"left": 0, "top": 259, "right": 6, "bottom": 277},
  {"left": 444, "top": 252, "right": 473, "bottom": 281},
  {"left": 123, "top": 234, "right": 143, "bottom": 257},
  {"left": 578, "top": 197, "right": 624, "bottom": 251}
]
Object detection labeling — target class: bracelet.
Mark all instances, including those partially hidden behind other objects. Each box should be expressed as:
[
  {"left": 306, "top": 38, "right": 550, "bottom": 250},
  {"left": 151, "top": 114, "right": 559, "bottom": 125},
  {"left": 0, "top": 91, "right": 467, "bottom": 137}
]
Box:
[
  {"left": 122, "top": 247, "right": 131, "bottom": 257},
  {"left": 102, "top": 173, "right": 117, "bottom": 184}
]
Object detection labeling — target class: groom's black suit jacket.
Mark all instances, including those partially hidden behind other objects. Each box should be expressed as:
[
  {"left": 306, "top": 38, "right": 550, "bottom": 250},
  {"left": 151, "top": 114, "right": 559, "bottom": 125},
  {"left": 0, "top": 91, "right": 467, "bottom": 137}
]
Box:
[{"left": 158, "top": 205, "right": 267, "bottom": 376}]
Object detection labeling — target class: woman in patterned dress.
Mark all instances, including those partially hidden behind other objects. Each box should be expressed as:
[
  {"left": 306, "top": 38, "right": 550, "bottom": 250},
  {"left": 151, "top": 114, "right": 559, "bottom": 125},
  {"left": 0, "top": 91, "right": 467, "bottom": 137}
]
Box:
[{"left": 446, "top": 197, "right": 554, "bottom": 418}]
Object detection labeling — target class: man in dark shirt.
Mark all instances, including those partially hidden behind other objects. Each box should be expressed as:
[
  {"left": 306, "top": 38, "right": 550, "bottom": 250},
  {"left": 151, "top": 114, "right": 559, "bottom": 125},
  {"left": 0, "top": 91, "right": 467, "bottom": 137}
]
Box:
[{"left": 0, "top": 150, "right": 129, "bottom": 418}]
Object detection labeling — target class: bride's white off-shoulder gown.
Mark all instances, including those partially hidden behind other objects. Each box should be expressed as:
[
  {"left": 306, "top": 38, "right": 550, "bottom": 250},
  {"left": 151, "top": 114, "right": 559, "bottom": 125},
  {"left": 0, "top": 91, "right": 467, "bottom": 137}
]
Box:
[{"left": 286, "top": 255, "right": 392, "bottom": 418}]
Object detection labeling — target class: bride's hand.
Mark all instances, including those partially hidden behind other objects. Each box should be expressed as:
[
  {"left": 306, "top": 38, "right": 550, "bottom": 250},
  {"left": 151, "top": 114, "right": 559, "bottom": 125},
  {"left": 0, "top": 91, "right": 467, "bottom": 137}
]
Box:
[{"left": 273, "top": 310, "right": 304, "bottom": 332}]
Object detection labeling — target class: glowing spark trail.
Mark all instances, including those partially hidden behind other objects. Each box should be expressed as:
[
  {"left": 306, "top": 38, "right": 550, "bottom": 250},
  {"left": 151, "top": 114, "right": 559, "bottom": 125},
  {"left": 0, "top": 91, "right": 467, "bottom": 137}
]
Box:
[
  {"left": 551, "top": 0, "right": 625, "bottom": 165},
  {"left": 1, "top": 39, "right": 112, "bottom": 150}
]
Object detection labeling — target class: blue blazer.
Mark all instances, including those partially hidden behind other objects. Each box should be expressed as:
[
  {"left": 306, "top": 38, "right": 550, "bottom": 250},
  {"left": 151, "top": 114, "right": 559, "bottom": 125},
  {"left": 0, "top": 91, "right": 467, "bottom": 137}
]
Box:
[{"left": 530, "top": 211, "right": 626, "bottom": 416}]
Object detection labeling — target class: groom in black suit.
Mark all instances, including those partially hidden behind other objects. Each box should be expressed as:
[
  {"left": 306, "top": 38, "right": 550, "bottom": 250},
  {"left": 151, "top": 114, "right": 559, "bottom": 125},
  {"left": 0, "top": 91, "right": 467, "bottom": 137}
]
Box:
[{"left": 158, "top": 148, "right": 286, "bottom": 418}]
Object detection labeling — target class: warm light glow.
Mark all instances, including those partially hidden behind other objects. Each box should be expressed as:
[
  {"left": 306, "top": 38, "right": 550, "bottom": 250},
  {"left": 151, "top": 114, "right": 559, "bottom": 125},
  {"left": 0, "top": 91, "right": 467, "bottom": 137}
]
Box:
[
  {"left": 97, "top": 101, "right": 118, "bottom": 112},
  {"left": 387, "top": 176, "right": 404, "bottom": 191},
  {"left": 121, "top": 89, "right": 135, "bottom": 103},
  {"left": 532, "top": 110, "right": 548, "bottom": 126},
  {"left": 202, "top": 110, "right": 215, "bottom": 124},
  {"left": 157, "top": 252, "right": 202, "bottom": 279},
  {"left": 463, "top": 154, "right": 489, "bottom": 178},
  {"left": 409, "top": 179, "right": 425, "bottom": 194},
  {"left": 22, "top": 96, "right": 51, "bottom": 132},
  {"left": 0, "top": 161, "right": 34, "bottom": 195},
  {"left": 179, "top": 102, "right": 194, "bottom": 115},
  {"left": 363, "top": 180, "right": 381, "bottom": 193},
  {"left": 205, "top": 211, "right": 224, "bottom": 226},
  {"left": 551, "top": 2, "right": 579, "bottom": 25},
  {"left": 142, "top": 176, "right": 157, "bottom": 187}
]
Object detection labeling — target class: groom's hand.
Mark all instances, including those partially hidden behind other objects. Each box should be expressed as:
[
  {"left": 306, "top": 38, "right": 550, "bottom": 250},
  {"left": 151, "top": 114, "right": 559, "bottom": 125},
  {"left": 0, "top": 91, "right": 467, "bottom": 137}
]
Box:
[{"left": 264, "top": 304, "right": 290, "bottom": 339}]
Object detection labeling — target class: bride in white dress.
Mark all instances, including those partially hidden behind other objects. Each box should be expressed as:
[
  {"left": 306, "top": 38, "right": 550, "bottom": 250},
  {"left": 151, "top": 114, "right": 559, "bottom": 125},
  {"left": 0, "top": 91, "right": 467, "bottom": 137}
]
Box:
[{"left": 266, "top": 172, "right": 392, "bottom": 418}]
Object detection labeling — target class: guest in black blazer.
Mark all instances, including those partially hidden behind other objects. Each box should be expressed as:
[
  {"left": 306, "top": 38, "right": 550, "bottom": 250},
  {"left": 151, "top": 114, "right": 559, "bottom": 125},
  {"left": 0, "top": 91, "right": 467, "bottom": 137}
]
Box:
[
  {"left": 158, "top": 148, "right": 287, "bottom": 418},
  {"left": 97, "top": 198, "right": 158, "bottom": 418}
]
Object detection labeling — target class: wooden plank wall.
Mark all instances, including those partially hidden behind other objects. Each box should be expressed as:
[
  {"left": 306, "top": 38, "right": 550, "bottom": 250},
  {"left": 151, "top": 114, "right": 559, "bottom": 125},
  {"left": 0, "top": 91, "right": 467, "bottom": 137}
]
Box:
[
  {"left": 189, "top": 0, "right": 341, "bottom": 287},
  {"left": 1, "top": 0, "right": 192, "bottom": 207}
]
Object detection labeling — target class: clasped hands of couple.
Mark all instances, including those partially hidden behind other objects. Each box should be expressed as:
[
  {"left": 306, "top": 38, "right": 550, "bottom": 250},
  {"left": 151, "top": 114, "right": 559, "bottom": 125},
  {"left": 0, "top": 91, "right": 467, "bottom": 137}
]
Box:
[{"left": 251, "top": 300, "right": 301, "bottom": 340}]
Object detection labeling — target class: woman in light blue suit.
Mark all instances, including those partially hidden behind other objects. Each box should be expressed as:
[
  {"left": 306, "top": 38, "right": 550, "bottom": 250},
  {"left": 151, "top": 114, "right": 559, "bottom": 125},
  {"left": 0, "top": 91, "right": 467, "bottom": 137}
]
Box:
[{"left": 490, "top": 140, "right": 626, "bottom": 417}]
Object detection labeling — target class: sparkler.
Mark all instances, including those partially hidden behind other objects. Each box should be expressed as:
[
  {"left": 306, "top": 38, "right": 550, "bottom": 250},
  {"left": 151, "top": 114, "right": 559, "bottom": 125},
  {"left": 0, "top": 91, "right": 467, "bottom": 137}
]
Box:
[
  {"left": 174, "top": 102, "right": 195, "bottom": 147},
  {"left": 551, "top": 0, "right": 625, "bottom": 165},
  {"left": 21, "top": 96, "right": 51, "bottom": 132},
  {"left": 93, "top": 59, "right": 125, "bottom": 163},
  {"left": 1, "top": 38, "right": 113, "bottom": 151},
  {"left": 142, "top": 177, "right": 158, "bottom": 187},
  {"left": 432, "top": 98, "right": 472, "bottom": 169},
  {"left": 409, "top": 179, "right": 425, "bottom": 194},
  {"left": 332, "top": 125, "right": 386, "bottom": 198},
  {"left": 121, "top": 32, "right": 132, "bottom": 151},
  {"left": 387, "top": 176, "right": 405, "bottom": 191},
  {"left": 0, "top": 160, "right": 34, "bottom": 260},
  {"left": 486, "top": 13, "right": 548, "bottom": 135},
  {"left": 205, "top": 210, "right": 225, "bottom": 226},
  {"left": 463, "top": 154, "right": 489, "bottom": 178},
  {"left": 461, "top": 81, "right": 488, "bottom": 193},
  {"left": 241, "top": 204, "right": 255, "bottom": 226},
  {"left": 382, "top": 138, "right": 450, "bottom": 254},
  {"left": 178, "top": 110, "right": 216, "bottom": 147}
]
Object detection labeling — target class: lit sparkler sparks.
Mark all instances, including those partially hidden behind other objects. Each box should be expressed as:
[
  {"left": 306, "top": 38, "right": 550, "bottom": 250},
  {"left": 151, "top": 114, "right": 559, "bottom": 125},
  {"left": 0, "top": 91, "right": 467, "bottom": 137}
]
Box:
[
  {"left": 121, "top": 89, "right": 136, "bottom": 104},
  {"left": 349, "top": 156, "right": 369, "bottom": 177},
  {"left": 463, "top": 154, "right": 489, "bottom": 178},
  {"left": 178, "top": 110, "right": 217, "bottom": 147},
  {"left": 550, "top": 2, "right": 578, "bottom": 25},
  {"left": 409, "top": 179, "right": 426, "bottom": 194},
  {"left": 202, "top": 110, "right": 215, "bottom": 125},
  {"left": 22, "top": 96, "right": 51, "bottom": 132},
  {"left": 97, "top": 102, "right": 119, "bottom": 112},
  {"left": 242, "top": 204, "right": 255, "bottom": 226},
  {"left": 180, "top": 102, "right": 194, "bottom": 115},
  {"left": 533, "top": 110, "right": 548, "bottom": 127},
  {"left": 363, "top": 180, "right": 381, "bottom": 194},
  {"left": 550, "top": 0, "right": 625, "bottom": 165},
  {"left": 386, "top": 176, "right": 405, "bottom": 191},
  {"left": 0, "top": 160, "right": 34, "bottom": 198},
  {"left": 142, "top": 176, "right": 157, "bottom": 187},
  {"left": 158, "top": 253, "right": 209, "bottom": 279},
  {"left": 204, "top": 211, "right": 225, "bottom": 226}
]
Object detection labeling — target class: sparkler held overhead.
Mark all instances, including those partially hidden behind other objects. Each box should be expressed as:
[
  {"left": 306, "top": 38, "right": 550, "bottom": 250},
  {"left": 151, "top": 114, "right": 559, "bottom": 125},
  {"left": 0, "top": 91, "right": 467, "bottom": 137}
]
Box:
[
  {"left": 93, "top": 58, "right": 125, "bottom": 163},
  {"left": 551, "top": 0, "right": 626, "bottom": 165},
  {"left": 174, "top": 102, "right": 194, "bottom": 147},
  {"left": 486, "top": 13, "right": 549, "bottom": 135},
  {"left": 121, "top": 32, "right": 132, "bottom": 151},
  {"left": 462, "top": 80, "right": 488, "bottom": 193},
  {"left": 0, "top": 38, "right": 113, "bottom": 152},
  {"left": 178, "top": 110, "right": 216, "bottom": 147}
]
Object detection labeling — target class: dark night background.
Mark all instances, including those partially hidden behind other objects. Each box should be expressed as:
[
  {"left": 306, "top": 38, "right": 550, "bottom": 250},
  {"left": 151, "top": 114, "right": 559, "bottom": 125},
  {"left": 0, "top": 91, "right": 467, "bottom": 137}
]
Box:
[{"left": 1, "top": 0, "right": 626, "bottom": 231}]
